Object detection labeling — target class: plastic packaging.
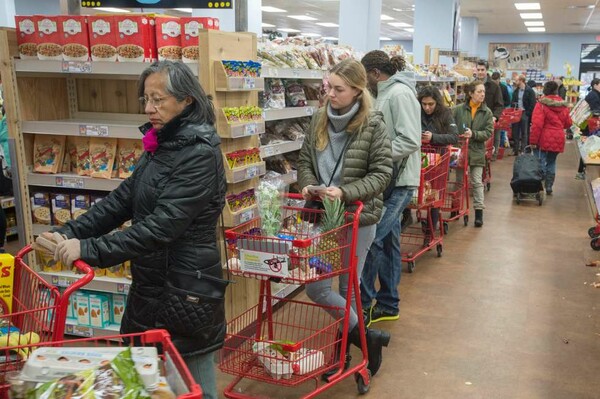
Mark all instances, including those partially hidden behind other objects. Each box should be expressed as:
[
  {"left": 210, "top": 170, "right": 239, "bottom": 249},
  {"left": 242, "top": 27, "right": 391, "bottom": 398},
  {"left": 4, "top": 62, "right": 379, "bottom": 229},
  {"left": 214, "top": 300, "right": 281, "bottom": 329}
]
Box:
[{"left": 256, "top": 179, "right": 288, "bottom": 237}]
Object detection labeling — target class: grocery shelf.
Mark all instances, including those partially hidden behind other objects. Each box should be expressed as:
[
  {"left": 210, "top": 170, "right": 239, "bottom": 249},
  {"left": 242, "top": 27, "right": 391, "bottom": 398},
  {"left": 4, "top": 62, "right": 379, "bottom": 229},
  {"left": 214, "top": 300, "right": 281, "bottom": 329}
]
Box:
[
  {"left": 6, "top": 226, "right": 18, "bottom": 237},
  {"left": 222, "top": 204, "right": 258, "bottom": 227},
  {"left": 22, "top": 118, "right": 145, "bottom": 139},
  {"left": 216, "top": 111, "right": 265, "bottom": 139},
  {"left": 261, "top": 67, "right": 324, "bottom": 79},
  {"left": 223, "top": 161, "right": 266, "bottom": 184},
  {"left": 28, "top": 172, "right": 124, "bottom": 191},
  {"left": 214, "top": 61, "right": 265, "bottom": 91},
  {"left": 39, "top": 270, "right": 131, "bottom": 295},
  {"left": 65, "top": 319, "right": 121, "bottom": 338},
  {"left": 260, "top": 140, "right": 303, "bottom": 158},
  {"left": 263, "top": 107, "right": 316, "bottom": 121},
  {"left": 14, "top": 59, "right": 198, "bottom": 78}
]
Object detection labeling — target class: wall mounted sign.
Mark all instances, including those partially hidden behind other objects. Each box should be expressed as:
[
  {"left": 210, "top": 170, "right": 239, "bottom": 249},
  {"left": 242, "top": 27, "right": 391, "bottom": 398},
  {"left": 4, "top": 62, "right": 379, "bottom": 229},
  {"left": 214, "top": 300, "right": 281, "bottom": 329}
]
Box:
[
  {"left": 81, "top": 0, "right": 232, "bottom": 9},
  {"left": 489, "top": 42, "right": 550, "bottom": 71}
]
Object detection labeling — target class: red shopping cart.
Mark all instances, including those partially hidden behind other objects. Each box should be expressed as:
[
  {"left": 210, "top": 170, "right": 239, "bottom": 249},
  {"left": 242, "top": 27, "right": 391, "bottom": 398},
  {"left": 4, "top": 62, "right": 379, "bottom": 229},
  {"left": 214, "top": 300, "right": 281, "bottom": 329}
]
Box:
[
  {"left": 402, "top": 146, "right": 452, "bottom": 273},
  {"left": 221, "top": 193, "right": 372, "bottom": 397},
  {"left": 441, "top": 139, "right": 470, "bottom": 233},
  {"left": 0, "top": 329, "right": 202, "bottom": 399}
]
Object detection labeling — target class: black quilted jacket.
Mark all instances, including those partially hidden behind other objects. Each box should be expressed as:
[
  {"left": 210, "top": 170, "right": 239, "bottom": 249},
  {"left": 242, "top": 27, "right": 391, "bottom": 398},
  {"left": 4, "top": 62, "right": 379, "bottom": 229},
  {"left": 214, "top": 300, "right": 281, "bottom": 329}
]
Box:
[{"left": 56, "top": 111, "right": 228, "bottom": 357}]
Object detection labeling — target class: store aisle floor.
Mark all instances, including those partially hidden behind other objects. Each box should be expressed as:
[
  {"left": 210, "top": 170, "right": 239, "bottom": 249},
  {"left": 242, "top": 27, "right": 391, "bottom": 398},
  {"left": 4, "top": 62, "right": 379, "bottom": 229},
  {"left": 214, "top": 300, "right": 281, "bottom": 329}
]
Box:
[{"left": 216, "top": 140, "right": 600, "bottom": 399}]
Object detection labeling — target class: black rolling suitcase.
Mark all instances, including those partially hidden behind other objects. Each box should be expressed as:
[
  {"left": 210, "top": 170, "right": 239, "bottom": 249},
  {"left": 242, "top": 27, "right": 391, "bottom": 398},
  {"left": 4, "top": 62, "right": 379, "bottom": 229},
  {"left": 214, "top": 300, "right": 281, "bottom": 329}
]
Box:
[{"left": 510, "top": 146, "right": 544, "bottom": 205}]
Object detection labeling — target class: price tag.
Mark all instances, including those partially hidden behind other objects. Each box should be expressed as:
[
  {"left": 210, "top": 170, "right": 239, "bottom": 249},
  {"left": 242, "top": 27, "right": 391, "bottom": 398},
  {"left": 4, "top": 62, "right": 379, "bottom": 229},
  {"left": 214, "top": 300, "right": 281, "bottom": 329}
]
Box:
[
  {"left": 244, "top": 123, "right": 258, "bottom": 136},
  {"left": 79, "top": 124, "right": 109, "bottom": 137},
  {"left": 263, "top": 146, "right": 275, "bottom": 158},
  {"left": 72, "top": 325, "right": 93, "bottom": 338},
  {"left": 268, "top": 68, "right": 278, "bottom": 77},
  {"left": 239, "top": 209, "right": 254, "bottom": 223},
  {"left": 242, "top": 77, "right": 256, "bottom": 89},
  {"left": 246, "top": 166, "right": 259, "bottom": 179},
  {"left": 292, "top": 70, "right": 300, "bottom": 78},
  {"left": 62, "top": 61, "right": 92, "bottom": 73},
  {"left": 56, "top": 176, "right": 84, "bottom": 189},
  {"left": 305, "top": 107, "right": 314, "bottom": 116},
  {"left": 57, "top": 276, "right": 75, "bottom": 287}
]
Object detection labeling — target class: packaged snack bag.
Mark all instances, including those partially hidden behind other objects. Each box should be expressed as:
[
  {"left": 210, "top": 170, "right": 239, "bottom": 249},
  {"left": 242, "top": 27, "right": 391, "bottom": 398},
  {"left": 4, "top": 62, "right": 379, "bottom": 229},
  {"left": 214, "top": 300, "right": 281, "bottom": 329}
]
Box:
[
  {"left": 33, "top": 135, "right": 66, "bottom": 174},
  {"left": 89, "top": 138, "right": 117, "bottom": 179},
  {"left": 117, "top": 139, "right": 143, "bottom": 179}
]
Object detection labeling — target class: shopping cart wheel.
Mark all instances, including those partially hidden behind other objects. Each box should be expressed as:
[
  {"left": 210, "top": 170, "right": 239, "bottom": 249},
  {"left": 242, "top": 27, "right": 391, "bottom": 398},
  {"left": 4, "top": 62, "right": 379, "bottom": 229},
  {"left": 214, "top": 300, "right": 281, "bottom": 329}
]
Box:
[
  {"left": 486, "top": 182, "right": 491, "bottom": 191},
  {"left": 407, "top": 261, "right": 415, "bottom": 273},
  {"left": 463, "top": 215, "right": 468, "bottom": 226},
  {"left": 355, "top": 369, "right": 371, "bottom": 394},
  {"left": 436, "top": 244, "right": 442, "bottom": 257},
  {"left": 591, "top": 237, "right": 600, "bottom": 251},
  {"left": 443, "top": 222, "right": 449, "bottom": 235},
  {"left": 588, "top": 227, "right": 600, "bottom": 239}
]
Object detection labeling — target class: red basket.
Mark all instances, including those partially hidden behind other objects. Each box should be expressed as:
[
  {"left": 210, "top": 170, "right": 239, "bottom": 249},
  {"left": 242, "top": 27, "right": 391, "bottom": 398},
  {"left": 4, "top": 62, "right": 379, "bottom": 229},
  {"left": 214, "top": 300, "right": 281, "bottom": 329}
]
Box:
[
  {"left": 0, "top": 329, "right": 202, "bottom": 399},
  {"left": 409, "top": 145, "right": 452, "bottom": 209},
  {"left": 219, "top": 296, "right": 342, "bottom": 386},
  {"left": 588, "top": 116, "right": 600, "bottom": 133},
  {"left": 224, "top": 194, "right": 363, "bottom": 284},
  {"left": 496, "top": 108, "right": 523, "bottom": 129}
]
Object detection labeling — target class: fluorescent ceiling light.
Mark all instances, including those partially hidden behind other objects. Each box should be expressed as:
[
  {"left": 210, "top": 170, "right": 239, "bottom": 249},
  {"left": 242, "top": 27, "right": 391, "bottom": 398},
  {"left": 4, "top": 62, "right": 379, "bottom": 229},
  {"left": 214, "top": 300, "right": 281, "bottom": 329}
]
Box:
[
  {"left": 92, "top": 7, "right": 131, "bottom": 13},
  {"left": 323, "top": 36, "right": 338, "bottom": 41},
  {"left": 388, "top": 22, "right": 412, "bottom": 27},
  {"left": 524, "top": 21, "right": 544, "bottom": 26},
  {"left": 515, "top": 3, "right": 541, "bottom": 10},
  {"left": 316, "top": 22, "right": 339, "bottom": 27},
  {"left": 262, "top": 6, "right": 287, "bottom": 12},
  {"left": 380, "top": 37, "right": 392, "bottom": 41},
  {"left": 288, "top": 15, "right": 318, "bottom": 21},
  {"left": 520, "top": 12, "right": 543, "bottom": 19},
  {"left": 301, "top": 33, "right": 321, "bottom": 37},
  {"left": 527, "top": 27, "right": 546, "bottom": 32},
  {"left": 174, "top": 8, "right": 192, "bottom": 13},
  {"left": 404, "top": 28, "right": 414, "bottom": 32},
  {"left": 262, "top": 23, "right": 275, "bottom": 28},
  {"left": 278, "top": 28, "right": 301, "bottom": 33},
  {"left": 381, "top": 14, "right": 394, "bottom": 21}
]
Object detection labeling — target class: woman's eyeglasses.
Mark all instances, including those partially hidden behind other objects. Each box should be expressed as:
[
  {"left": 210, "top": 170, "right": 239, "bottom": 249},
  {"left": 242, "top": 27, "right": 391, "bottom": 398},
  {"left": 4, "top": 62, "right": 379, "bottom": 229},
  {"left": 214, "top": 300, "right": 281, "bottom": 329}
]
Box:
[{"left": 139, "top": 95, "right": 172, "bottom": 108}]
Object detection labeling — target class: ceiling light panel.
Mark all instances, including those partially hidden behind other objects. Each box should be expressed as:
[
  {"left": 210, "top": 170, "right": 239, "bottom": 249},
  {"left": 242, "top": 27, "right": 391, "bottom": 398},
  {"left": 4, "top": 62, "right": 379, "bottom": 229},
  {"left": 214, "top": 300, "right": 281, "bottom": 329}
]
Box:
[
  {"left": 524, "top": 21, "right": 544, "bottom": 26},
  {"left": 520, "top": 13, "right": 543, "bottom": 19},
  {"left": 527, "top": 27, "right": 546, "bottom": 32},
  {"left": 316, "top": 22, "right": 339, "bottom": 27},
  {"left": 262, "top": 6, "right": 287, "bottom": 12},
  {"left": 381, "top": 14, "right": 394, "bottom": 21},
  {"left": 388, "top": 22, "right": 412, "bottom": 27},
  {"left": 262, "top": 23, "right": 275, "bottom": 27},
  {"left": 278, "top": 28, "right": 301, "bottom": 33},
  {"left": 288, "top": 15, "right": 318, "bottom": 21},
  {"left": 92, "top": 7, "right": 131, "bottom": 13},
  {"left": 514, "top": 3, "right": 541, "bottom": 10}
]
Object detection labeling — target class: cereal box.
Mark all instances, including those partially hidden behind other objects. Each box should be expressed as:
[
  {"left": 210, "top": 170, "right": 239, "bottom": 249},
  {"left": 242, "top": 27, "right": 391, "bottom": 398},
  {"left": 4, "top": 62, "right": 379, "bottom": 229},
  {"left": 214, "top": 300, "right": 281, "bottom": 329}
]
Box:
[
  {"left": 180, "top": 17, "right": 203, "bottom": 63},
  {"left": 31, "top": 192, "right": 51, "bottom": 225},
  {"left": 213, "top": 18, "right": 220, "bottom": 30},
  {"left": 111, "top": 294, "right": 126, "bottom": 324},
  {"left": 89, "top": 137, "right": 117, "bottom": 179},
  {"left": 155, "top": 16, "right": 181, "bottom": 61},
  {"left": 88, "top": 16, "right": 117, "bottom": 62},
  {"left": 0, "top": 254, "right": 15, "bottom": 313},
  {"left": 51, "top": 193, "right": 71, "bottom": 226},
  {"left": 37, "top": 16, "right": 62, "bottom": 60},
  {"left": 60, "top": 15, "right": 89, "bottom": 61},
  {"left": 89, "top": 293, "right": 110, "bottom": 328},
  {"left": 66, "top": 290, "right": 74, "bottom": 319},
  {"left": 75, "top": 292, "right": 90, "bottom": 326},
  {"left": 71, "top": 194, "right": 90, "bottom": 220},
  {"left": 115, "top": 15, "right": 153, "bottom": 62},
  {"left": 14, "top": 15, "right": 38, "bottom": 59},
  {"left": 33, "top": 135, "right": 66, "bottom": 174}
]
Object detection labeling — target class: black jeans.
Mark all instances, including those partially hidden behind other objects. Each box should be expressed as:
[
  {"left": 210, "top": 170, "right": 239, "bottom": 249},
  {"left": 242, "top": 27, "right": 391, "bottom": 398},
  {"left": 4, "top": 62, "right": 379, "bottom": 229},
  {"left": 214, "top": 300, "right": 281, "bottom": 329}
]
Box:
[{"left": 511, "top": 114, "right": 529, "bottom": 153}]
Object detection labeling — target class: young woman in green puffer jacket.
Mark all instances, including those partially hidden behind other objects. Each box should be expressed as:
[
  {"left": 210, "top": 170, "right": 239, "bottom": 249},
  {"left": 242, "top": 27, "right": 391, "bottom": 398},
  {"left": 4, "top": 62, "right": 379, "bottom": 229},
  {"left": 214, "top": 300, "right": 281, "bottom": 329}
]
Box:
[{"left": 453, "top": 81, "right": 494, "bottom": 227}]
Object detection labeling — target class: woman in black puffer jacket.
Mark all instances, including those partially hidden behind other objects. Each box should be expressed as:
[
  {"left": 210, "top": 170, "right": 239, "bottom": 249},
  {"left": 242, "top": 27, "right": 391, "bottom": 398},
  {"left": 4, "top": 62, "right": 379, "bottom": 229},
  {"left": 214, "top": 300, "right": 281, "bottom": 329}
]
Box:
[{"left": 44, "top": 61, "right": 227, "bottom": 399}]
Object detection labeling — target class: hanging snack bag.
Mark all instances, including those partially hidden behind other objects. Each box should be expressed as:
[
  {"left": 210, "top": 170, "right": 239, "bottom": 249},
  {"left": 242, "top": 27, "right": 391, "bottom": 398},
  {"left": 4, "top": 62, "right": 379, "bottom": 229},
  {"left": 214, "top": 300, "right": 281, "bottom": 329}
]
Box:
[
  {"left": 15, "top": 16, "right": 39, "bottom": 59},
  {"left": 37, "top": 16, "right": 63, "bottom": 60},
  {"left": 88, "top": 16, "right": 117, "bottom": 62},
  {"left": 266, "top": 78, "right": 286, "bottom": 109},
  {"left": 284, "top": 80, "right": 308, "bottom": 107},
  {"left": 89, "top": 138, "right": 117, "bottom": 179},
  {"left": 33, "top": 135, "right": 66, "bottom": 174},
  {"left": 118, "top": 139, "right": 143, "bottom": 179},
  {"left": 155, "top": 16, "right": 182, "bottom": 61}
]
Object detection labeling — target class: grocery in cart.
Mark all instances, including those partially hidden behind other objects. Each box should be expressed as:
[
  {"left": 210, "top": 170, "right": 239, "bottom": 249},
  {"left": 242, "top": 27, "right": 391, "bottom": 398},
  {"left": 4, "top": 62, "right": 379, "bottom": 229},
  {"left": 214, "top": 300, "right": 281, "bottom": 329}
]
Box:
[
  {"left": 221, "top": 193, "right": 373, "bottom": 397},
  {"left": 441, "top": 139, "right": 470, "bottom": 233},
  {"left": 402, "top": 146, "right": 452, "bottom": 273}
]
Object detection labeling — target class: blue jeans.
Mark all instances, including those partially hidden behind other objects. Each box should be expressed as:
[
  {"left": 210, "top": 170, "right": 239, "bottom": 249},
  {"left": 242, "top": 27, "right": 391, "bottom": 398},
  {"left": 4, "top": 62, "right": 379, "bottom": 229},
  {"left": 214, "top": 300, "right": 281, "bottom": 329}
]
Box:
[
  {"left": 185, "top": 351, "right": 218, "bottom": 399},
  {"left": 536, "top": 149, "right": 558, "bottom": 190},
  {"left": 361, "top": 186, "right": 414, "bottom": 313}
]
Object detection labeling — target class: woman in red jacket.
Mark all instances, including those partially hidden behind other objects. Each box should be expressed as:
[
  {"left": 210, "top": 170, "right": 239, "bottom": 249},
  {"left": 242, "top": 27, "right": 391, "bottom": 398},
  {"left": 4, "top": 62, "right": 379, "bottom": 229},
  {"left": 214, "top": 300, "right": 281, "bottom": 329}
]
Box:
[{"left": 530, "top": 81, "right": 572, "bottom": 195}]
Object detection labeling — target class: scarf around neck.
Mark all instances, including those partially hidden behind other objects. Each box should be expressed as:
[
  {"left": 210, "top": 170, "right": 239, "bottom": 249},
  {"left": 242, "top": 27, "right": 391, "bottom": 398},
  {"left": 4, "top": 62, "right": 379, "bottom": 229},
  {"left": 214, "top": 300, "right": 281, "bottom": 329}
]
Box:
[{"left": 327, "top": 101, "right": 360, "bottom": 133}]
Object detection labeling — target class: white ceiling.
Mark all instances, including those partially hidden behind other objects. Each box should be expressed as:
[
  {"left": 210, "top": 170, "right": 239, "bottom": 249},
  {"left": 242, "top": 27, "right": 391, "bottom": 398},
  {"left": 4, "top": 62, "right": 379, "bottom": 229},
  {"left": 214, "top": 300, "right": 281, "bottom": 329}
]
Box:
[{"left": 261, "top": 0, "right": 600, "bottom": 40}]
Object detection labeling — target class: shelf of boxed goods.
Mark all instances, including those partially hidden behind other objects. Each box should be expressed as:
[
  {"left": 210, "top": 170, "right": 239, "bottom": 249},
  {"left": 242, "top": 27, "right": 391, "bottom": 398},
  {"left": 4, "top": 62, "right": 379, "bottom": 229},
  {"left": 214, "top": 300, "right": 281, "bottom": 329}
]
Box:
[
  {"left": 263, "top": 106, "right": 317, "bottom": 121},
  {"left": 39, "top": 269, "right": 131, "bottom": 295},
  {"left": 63, "top": 321, "right": 121, "bottom": 338}
]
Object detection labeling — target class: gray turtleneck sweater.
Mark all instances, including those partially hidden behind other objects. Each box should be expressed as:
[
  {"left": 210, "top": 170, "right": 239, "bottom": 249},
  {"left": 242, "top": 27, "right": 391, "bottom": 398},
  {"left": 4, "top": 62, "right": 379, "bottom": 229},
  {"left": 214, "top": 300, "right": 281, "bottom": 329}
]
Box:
[{"left": 316, "top": 102, "right": 359, "bottom": 187}]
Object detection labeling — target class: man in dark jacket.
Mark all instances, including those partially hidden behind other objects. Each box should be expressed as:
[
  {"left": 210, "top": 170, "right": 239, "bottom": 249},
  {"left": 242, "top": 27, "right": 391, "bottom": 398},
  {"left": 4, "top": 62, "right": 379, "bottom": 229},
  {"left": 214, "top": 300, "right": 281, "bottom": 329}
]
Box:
[
  {"left": 511, "top": 74, "right": 537, "bottom": 155},
  {"left": 555, "top": 76, "right": 567, "bottom": 100},
  {"left": 476, "top": 60, "right": 504, "bottom": 121},
  {"left": 43, "top": 61, "right": 228, "bottom": 399}
]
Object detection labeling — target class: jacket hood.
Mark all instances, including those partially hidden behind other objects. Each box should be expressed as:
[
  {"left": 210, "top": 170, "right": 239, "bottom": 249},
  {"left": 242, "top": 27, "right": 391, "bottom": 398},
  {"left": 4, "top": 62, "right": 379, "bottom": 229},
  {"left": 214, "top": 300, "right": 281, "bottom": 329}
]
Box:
[
  {"left": 378, "top": 71, "right": 417, "bottom": 96},
  {"left": 539, "top": 95, "right": 569, "bottom": 108}
]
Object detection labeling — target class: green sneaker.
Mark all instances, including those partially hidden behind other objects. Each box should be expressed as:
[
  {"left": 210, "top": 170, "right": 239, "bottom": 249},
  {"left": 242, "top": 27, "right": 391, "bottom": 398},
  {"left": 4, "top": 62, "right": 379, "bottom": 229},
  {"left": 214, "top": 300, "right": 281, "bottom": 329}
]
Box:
[{"left": 370, "top": 307, "right": 399, "bottom": 324}]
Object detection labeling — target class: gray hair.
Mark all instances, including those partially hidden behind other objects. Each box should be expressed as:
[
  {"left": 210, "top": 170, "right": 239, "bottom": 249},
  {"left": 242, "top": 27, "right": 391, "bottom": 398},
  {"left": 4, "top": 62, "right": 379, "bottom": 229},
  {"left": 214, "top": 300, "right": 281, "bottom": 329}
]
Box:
[{"left": 138, "top": 61, "right": 215, "bottom": 125}]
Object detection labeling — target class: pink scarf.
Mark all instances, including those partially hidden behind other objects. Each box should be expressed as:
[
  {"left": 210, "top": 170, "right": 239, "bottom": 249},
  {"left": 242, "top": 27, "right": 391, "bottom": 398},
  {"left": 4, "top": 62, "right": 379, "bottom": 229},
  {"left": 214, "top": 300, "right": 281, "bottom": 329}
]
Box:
[{"left": 142, "top": 128, "right": 159, "bottom": 153}]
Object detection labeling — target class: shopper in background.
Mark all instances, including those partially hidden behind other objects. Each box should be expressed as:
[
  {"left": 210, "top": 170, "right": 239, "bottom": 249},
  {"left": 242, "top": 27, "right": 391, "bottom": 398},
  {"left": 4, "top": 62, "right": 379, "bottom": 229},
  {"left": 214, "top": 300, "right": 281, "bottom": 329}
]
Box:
[
  {"left": 419, "top": 85, "right": 458, "bottom": 237},
  {"left": 555, "top": 76, "right": 567, "bottom": 100},
  {"left": 529, "top": 81, "right": 572, "bottom": 195},
  {"left": 576, "top": 78, "right": 600, "bottom": 179},
  {"left": 492, "top": 72, "right": 511, "bottom": 108},
  {"left": 39, "top": 61, "right": 228, "bottom": 399},
  {"left": 298, "top": 59, "right": 393, "bottom": 379},
  {"left": 360, "top": 50, "right": 421, "bottom": 326},
  {"left": 511, "top": 74, "right": 537, "bottom": 156},
  {"left": 453, "top": 81, "right": 494, "bottom": 227},
  {"left": 475, "top": 60, "right": 504, "bottom": 122}
]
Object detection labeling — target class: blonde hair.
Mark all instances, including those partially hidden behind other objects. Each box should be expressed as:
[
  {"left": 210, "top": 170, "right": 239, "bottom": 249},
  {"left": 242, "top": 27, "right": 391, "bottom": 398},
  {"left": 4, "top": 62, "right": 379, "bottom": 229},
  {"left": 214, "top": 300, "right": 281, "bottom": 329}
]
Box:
[{"left": 315, "top": 59, "right": 373, "bottom": 151}]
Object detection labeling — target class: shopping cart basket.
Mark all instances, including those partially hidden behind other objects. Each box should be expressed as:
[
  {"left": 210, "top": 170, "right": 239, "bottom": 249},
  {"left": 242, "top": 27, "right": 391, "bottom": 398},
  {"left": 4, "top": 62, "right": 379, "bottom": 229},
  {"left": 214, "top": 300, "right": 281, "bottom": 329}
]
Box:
[
  {"left": 0, "top": 329, "right": 202, "bottom": 399},
  {"left": 402, "top": 146, "right": 452, "bottom": 273},
  {"left": 221, "top": 194, "right": 372, "bottom": 397},
  {"left": 441, "top": 139, "right": 470, "bottom": 233}
]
